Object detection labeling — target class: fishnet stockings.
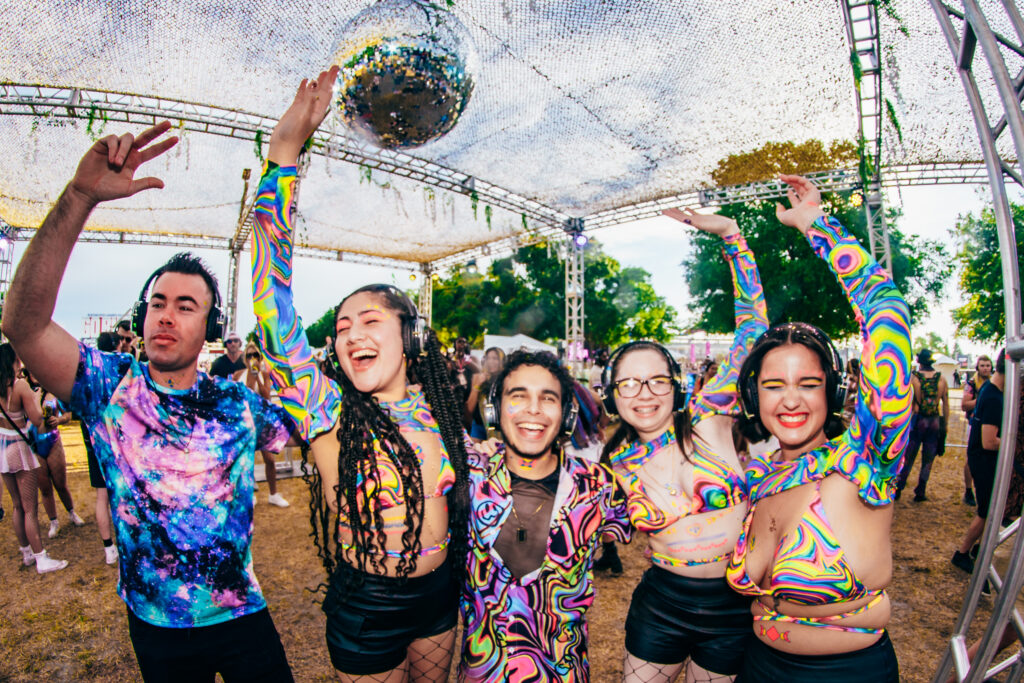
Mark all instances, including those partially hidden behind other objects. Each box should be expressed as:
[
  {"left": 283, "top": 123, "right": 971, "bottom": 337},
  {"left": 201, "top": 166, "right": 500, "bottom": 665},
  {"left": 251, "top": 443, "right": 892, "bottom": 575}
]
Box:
[
  {"left": 622, "top": 655, "right": 736, "bottom": 683},
  {"left": 335, "top": 627, "right": 456, "bottom": 683},
  {"left": 407, "top": 626, "right": 456, "bottom": 682}
]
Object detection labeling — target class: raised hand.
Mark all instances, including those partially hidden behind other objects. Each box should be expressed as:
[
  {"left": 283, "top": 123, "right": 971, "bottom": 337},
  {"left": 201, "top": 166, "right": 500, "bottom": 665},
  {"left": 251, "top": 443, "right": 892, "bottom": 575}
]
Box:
[
  {"left": 68, "top": 121, "right": 178, "bottom": 207},
  {"left": 662, "top": 207, "right": 740, "bottom": 238},
  {"left": 269, "top": 66, "right": 340, "bottom": 166},
  {"left": 775, "top": 174, "right": 826, "bottom": 234}
]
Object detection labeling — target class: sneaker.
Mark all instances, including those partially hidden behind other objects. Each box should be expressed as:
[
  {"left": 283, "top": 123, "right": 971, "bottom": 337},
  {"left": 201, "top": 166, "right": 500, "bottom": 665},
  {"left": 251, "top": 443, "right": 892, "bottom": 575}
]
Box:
[
  {"left": 104, "top": 544, "right": 119, "bottom": 565},
  {"left": 913, "top": 494, "right": 928, "bottom": 502},
  {"left": 34, "top": 550, "right": 68, "bottom": 574},
  {"left": 964, "top": 489, "right": 977, "bottom": 506},
  {"left": 20, "top": 545, "right": 34, "bottom": 566},
  {"left": 47, "top": 519, "right": 59, "bottom": 538},
  {"left": 69, "top": 510, "right": 86, "bottom": 526},
  {"left": 267, "top": 493, "right": 290, "bottom": 508},
  {"left": 952, "top": 550, "right": 975, "bottom": 574}
]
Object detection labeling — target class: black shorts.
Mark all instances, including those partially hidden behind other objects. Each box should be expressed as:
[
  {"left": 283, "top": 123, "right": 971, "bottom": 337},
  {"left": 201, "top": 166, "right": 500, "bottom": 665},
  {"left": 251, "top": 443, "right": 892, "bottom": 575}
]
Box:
[
  {"left": 736, "top": 630, "right": 898, "bottom": 682},
  {"left": 322, "top": 557, "right": 458, "bottom": 675},
  {"left": 968, "top": 449, "right": 997, "bottom": 518},
  {"left": 624, "top": 566, "right": 753, "bottom": 675},
  {"left": 126, "top": 606, "right": 293, "bottom": 683},
  {"left": 86, "top": 446, "right": 105, "bottom": 489}
]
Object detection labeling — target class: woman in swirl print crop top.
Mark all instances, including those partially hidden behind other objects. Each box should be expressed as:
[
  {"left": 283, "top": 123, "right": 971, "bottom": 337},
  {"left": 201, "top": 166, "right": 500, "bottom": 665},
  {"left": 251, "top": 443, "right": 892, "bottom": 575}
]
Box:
[
  {"left": 725, "top": 175, "right": 910, "bottom": 682},
  {"left": 603, "top": 208, "right": 768, "bottom": 681}
]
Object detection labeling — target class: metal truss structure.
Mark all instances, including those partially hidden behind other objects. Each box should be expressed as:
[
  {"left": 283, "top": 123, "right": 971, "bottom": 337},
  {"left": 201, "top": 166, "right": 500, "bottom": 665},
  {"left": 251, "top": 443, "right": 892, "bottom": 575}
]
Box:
[
  {"left": 927, "top": 2, "right": 1024, "bottom": 681},
  {"left": 840, "top": 0, "right": 892, "bottom": 271},
  {"left": 563, "top": 219, "right": 586, "bottom": 378},
  {"left": 417, "top": 263, "right": 434, "bottom": 326}
]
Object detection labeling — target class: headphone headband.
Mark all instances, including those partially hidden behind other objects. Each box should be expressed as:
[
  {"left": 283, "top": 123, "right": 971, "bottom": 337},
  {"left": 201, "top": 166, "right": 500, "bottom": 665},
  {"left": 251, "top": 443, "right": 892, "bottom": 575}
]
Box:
[{"left": 131, "top": 264, "right": 225, "bottom": 343}]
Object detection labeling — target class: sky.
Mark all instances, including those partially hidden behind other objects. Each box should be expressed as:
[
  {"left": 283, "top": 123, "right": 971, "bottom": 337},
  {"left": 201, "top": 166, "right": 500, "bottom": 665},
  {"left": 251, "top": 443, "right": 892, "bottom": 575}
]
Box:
[{"left": 12, "top": 181, "right": 1016, "bottom": 360}]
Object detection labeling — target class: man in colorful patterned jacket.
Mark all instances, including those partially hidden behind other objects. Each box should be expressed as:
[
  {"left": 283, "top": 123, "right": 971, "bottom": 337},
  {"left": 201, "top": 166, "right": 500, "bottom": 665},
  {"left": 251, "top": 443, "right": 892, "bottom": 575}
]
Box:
[{"left": 460, "top": 349, "right": 632, "bottom": 681}]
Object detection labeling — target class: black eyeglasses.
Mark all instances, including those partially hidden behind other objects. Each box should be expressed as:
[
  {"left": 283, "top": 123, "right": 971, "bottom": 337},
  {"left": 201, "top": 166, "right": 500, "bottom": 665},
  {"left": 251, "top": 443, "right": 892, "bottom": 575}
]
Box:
[
  {"left": 612, "top": 375, "right": 674, "bottom": 398},
  {"left": 245, "top": 353, "right": 261, "bottom": 360},
  {"left": 225, "top": 339, "right": 241, "bottom": 344}
]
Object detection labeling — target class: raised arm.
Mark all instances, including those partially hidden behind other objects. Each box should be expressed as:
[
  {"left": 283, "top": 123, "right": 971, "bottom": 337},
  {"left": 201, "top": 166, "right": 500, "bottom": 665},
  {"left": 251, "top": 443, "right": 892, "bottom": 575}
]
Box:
[
  {"left": 2, "top": 123, "right": 177, "bottom": 401},
  {"left": 251, "top": 67, "right": 341, "bottom": 442},
  {"left": 777, "top": 174, "right": 912, "bottom": 497},
  {"left": 663, "top": 208, "right": 769, "bottom": 421}
]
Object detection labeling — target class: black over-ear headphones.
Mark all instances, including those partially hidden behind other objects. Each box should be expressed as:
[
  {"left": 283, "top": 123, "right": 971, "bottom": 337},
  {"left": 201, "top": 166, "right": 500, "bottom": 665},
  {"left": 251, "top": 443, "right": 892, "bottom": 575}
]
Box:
[
  {"left": 483, "top": 373, "right": 579, "bottom": 437},
  {"left": 738, "top": 322, "right": 847, "bottom": 421},
  {"left": 131, "top": 267, "right": 225, "bottom": 343},
  {"left": 325, "top": 285, "right": 428, "bottom": 376},
  {"left": 600, "top": 341, "right": 685, "bottom": 416}
]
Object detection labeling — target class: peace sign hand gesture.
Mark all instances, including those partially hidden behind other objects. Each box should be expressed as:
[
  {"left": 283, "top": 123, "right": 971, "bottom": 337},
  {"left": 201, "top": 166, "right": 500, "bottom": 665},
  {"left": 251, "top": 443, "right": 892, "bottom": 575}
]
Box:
[
  {"left": 68, "top": 121, "right": 178, "bottom": 207},
  {"left": 269, "top": 66, "right": 339, "bottom": 166}
]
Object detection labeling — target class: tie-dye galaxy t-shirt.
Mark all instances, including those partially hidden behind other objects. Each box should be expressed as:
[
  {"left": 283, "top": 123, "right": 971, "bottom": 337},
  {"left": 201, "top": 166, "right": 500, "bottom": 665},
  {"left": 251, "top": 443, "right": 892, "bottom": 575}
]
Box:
[{"left": 69, "top": 343, "right": 293, "bottom": 628}]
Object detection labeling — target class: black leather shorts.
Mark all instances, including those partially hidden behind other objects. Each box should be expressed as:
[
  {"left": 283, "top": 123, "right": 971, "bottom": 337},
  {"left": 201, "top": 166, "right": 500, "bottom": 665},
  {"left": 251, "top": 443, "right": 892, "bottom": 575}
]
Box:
[
  {"left": 322, "top": 558, "right": 459, "bottom": 675},
  {"left": 624, "top": 566, "right": 753, "bottom": 674},
  {"left": 737, "top": 630, "right": 898, "bottom": 682}
]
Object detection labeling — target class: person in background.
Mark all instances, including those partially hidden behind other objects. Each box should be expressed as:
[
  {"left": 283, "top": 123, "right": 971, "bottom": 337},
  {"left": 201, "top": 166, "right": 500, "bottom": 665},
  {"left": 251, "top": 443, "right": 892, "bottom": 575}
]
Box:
[
  {"left": 896, "top": 349, "right": 949, "bottom": 502},
  {"left": 209, "top": 330, "right": 245, "bottom": 379},
  {"left": 0, "top": 343, "right": 67, "bottom": 572},
  {"left": 952, "top": 349, "right": 1006, "bottom": 574},
  {"left": 25, "top": 367, "right": 86, "bottom": 538},
  {"left": 961, "top": 355, "right": 993, "bottom": 507},
  {"left": 588, "top": 348, "right": 610, "bottom": 401},
  {"left": 238, "top": 342, "right": 289, "bottom": 508},
  {"left": 81, "top": 329, "right": 120, "bottom": 564}
]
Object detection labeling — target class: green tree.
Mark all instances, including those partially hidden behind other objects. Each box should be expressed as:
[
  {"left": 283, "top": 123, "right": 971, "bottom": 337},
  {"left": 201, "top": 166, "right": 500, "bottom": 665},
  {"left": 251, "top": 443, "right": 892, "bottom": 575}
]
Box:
[
  {"left": 912, "top": 331, "right": 951, "bottom": 358},
  {"left": 681, "top": 192, "right": 953, "bottom": 340},
  {"left": 430, "top": 240, "right": 678, "bottom": 349},
  {"left": 303, "top": 307, "right": 337, "bottom": 349},
  {"left": 952, "top": 203, "right": 1024, "bottom": 343}
]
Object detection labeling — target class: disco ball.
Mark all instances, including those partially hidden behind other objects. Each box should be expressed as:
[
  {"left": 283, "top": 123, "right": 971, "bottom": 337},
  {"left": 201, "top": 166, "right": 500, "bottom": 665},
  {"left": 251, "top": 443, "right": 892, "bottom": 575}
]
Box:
[{"left": 332, "top": 0, "right": 478, "bottom": 149}]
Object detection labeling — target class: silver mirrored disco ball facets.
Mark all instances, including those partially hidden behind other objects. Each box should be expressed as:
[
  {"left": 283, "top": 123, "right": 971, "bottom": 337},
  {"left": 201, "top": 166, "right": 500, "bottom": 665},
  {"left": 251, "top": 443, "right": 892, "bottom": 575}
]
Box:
[{"left": 332, "top": 0, "right": 478, "bottom": 149}]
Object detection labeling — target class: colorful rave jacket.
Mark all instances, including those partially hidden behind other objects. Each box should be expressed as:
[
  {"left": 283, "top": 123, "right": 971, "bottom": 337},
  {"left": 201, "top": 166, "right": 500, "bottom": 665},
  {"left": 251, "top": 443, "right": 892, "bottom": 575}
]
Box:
[
  {"left": 608, "top": 233, "right": 767, "bottom": 532},
  {"left": 459, "top": 447, "right": 632, "bottom": 682},
  {"left": 70, "top": 343, "right": 292, "bottom": 627}
]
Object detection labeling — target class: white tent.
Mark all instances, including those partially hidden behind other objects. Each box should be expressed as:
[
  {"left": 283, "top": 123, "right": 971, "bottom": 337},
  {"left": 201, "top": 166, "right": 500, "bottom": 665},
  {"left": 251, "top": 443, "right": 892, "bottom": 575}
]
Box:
[{"left": 483, "top": 334, "right": 556, "bottom": 356}]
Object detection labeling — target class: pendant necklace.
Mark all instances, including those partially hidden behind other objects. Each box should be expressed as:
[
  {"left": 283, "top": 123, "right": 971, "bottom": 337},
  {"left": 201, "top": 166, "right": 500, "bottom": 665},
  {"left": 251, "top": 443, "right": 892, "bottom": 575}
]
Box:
[{"left": 509, "top": 499, "right": 545, "bottom": 543}]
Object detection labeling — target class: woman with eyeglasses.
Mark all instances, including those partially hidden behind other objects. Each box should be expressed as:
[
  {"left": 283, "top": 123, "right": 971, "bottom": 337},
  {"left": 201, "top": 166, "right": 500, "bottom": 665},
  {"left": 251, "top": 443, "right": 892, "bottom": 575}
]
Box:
[
  {"left": 603, "top": 210, "right": 768, "bottom": 683},
  {"left": 249, "top": 68, "right": 472, "bottom": 682},
  {"left": 725, "top": 176, "right": 910, "bottom": 681},
  {"left": 238, "top": 342, "right": 290, "bottom": 507}
]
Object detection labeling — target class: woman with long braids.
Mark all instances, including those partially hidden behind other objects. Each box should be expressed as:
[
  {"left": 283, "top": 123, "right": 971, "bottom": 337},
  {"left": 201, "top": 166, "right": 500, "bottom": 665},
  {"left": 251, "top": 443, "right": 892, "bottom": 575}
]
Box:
[
  {"left": 603, "top": 210, "right": 768, "bottom": 683},
  {"left": 725, "top": 175, "right": 911, "bottom": 681},
  {"left": 0, "top": 344, "right": 67, "bottom": 572},
  {"left": 250, "top": 67, "right": 471, "bottom": 683}
]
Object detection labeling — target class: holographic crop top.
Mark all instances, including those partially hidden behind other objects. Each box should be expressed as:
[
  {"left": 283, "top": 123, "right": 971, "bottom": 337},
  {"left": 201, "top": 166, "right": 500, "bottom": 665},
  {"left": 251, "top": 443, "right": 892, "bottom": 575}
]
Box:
[
  {"left": 608, "top": 233, "right": 767, "bottom": 533},
  {"left": 250, "top": 162, "right": 455, "bottom": 510},
  {"left": 725, "top": 215, "right": 912, "bottom": 634},
  {"left": 344, "top": 390, "right": 456, "bottom": 513}
]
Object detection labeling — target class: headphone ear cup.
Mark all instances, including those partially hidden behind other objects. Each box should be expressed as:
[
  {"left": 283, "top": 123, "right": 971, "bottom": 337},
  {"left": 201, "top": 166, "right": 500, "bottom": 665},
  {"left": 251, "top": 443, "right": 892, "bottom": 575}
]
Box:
[
  {"left": 831, "top": 373, "right": 848, "bottom": 415},
  {"left": 672, "top": 378, "right": 685, "bottom": 411},
  {"left": 602, "top": 388, "right": 618, "bottom": 416},
  {"left": 562, "top": 399, "right": 579, "bottom": 436},
  {"left": 131, "top": 301, "right": 147, "bottom": 338},
  {"left": 206, "top": 305, "right": 226, "bottom": 343},
  {"left": 484, "top": 380, "right": 501, "bottom": 431}
]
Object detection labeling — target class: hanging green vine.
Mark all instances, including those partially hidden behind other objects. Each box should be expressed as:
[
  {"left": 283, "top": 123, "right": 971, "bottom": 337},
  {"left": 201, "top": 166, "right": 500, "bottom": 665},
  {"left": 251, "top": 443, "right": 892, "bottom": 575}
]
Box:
[
  {"left": 85, "top": 104, "right": 108, "bottom": 141},
  {"left": 874, "top": 0, "right": 910, "bottom": 36},
  {"left": 484, "top": 204, "right": 492, "bottom": 229},
  {"left": 521, "top": 213, "right": 528, "bottom": 231},
  {"left": 360, "top": 164, "right": 372, "bottom": 184},
  {"left": 253, "top": 129, "right": 265, "bottom": 162},
  {"left": 849, "top": 50, "right": 863, "bottom": 93},
  {"left": 470, "top": 189, "right": 479, "bottom": 219},
  {"left": 884, "top": 98, "right": 903, "bottom": 145}
]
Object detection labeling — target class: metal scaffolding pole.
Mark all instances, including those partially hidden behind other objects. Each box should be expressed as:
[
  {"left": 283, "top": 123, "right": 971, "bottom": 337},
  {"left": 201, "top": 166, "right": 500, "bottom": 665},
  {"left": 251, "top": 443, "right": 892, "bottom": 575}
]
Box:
[
  {"left": 224, "top": 167, "right": 253, "bottom": 335},
  {"left": 928, "top": 1, "right": 1024, "bottom": 681},
  {"left": 418, "top": 264, "right": 434, "bottom": 327},
  {"left": 563, "top": 219, "right": 586, "bottom": 378},
  {"left": 840, "top": 0, "right": 893, "bottom": 271}
]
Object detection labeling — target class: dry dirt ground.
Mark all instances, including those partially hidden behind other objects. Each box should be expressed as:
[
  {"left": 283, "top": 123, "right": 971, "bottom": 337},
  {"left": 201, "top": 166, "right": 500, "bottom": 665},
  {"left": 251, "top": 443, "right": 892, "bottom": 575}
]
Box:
[{"left": 0, "top": 394, "right": 1006, "bottom": 682}]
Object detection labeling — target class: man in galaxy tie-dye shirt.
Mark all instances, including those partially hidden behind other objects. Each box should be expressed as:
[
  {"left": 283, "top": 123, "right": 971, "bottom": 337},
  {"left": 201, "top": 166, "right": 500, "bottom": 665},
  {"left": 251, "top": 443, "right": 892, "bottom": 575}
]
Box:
[
  {"left": 460, "top": 350, "right": 632, "bottom": 682},
  {"left": 3, "top": 123, "right": 297, "bottom": 682}
]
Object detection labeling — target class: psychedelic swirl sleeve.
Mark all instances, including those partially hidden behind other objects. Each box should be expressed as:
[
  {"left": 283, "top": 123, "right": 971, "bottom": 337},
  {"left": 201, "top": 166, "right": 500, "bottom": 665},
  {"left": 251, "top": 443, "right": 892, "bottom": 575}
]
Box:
[
  {"left": 250, "top": 162, "right": 341, "bottom": 442},
  {"left": 690, "top": 233, "right": 769, "bottom": 424},
  {"left": 808, "top": 215, "right": 912, "bottom": 504}
]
